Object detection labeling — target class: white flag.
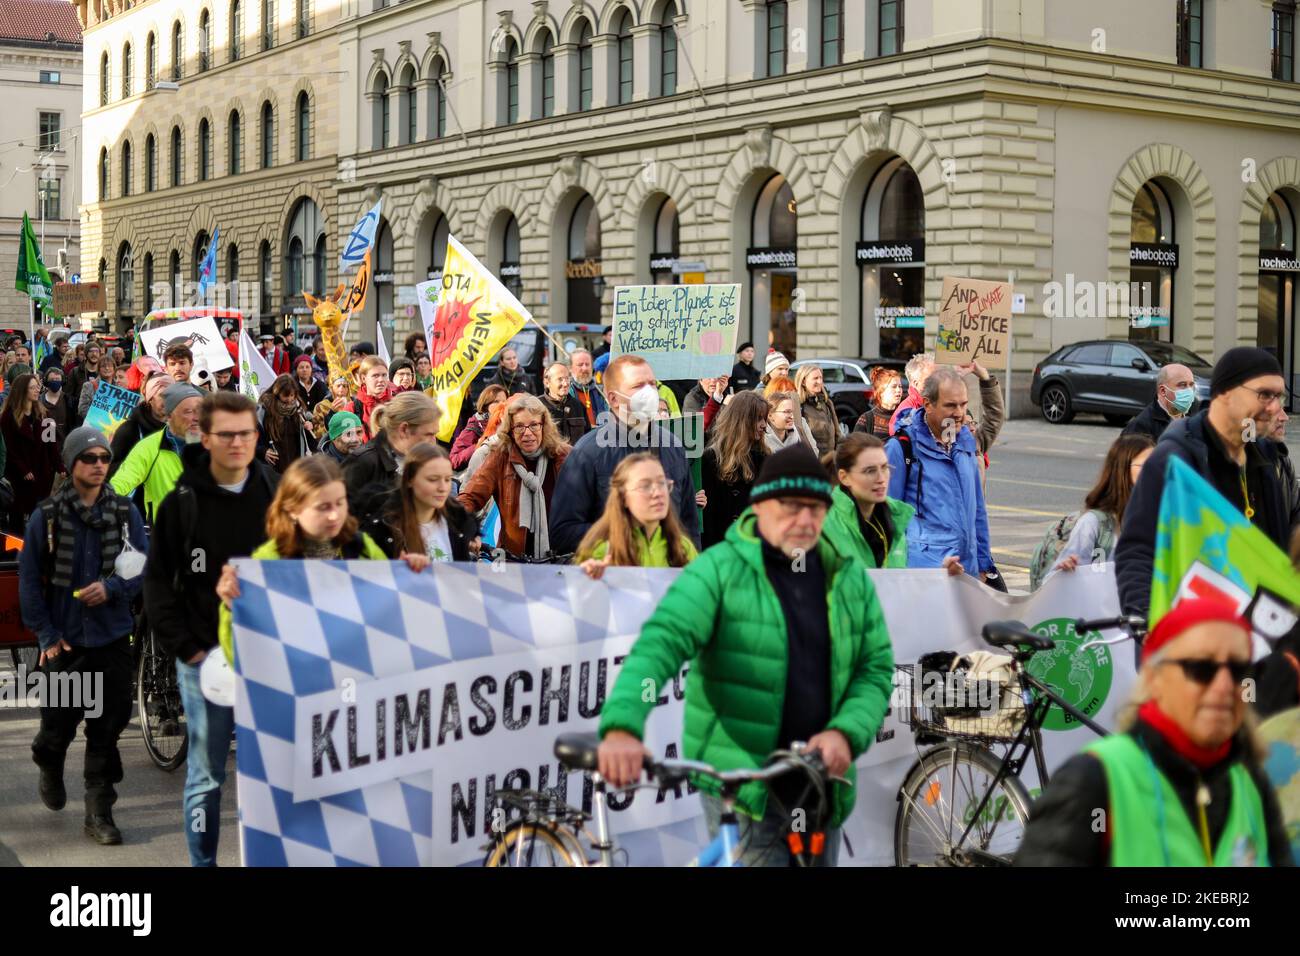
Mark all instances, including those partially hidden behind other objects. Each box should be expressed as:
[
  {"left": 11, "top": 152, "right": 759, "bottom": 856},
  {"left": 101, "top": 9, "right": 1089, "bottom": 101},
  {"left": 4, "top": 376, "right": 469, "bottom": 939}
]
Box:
[
  {"left": 237, "top": 328, "right": 276, "bottom": 400},
  {"left": 377, "top": 320, "right": 391, "bottom": 365}
]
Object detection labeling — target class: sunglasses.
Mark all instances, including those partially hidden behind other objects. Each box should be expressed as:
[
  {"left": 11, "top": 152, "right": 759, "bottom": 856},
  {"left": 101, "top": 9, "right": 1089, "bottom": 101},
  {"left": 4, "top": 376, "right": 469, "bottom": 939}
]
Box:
[
  {"left": 78, "top": 453, "right": 112, "bottom": 465},
  {"left": 1158, "top": 658, "right": 1252, "bottom": 686}
]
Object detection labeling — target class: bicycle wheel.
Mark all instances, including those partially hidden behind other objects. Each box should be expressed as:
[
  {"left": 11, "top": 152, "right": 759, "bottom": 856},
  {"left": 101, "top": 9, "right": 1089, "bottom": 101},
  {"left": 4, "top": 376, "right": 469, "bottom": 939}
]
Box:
[
  {"left": 137, "top": 631, "right": 188, "bottom": 771},
  {"left": 482, "top": 822, "right": 587, "bottom": 867},
  {"left": 894, "top": 743, "right": 1032, "bottom": 866}
]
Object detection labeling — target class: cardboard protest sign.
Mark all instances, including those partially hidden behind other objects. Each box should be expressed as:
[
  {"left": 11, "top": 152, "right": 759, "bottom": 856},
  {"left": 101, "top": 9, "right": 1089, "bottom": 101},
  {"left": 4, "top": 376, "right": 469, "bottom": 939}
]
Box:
[
  {"left": 609, "top": 284, "right": 740, "bottom": 380},
  {"left": 52, "top": 282, "right": 106, "bottom": 316},
  {"left": 934, "top": 276, "right": 1012, "bottom": 365},
  {"left": 83, "top": 383, "right": 139, "bottom": 438},
  {"left": 138, "top": 315, "right": 233, "bottom": 373}
]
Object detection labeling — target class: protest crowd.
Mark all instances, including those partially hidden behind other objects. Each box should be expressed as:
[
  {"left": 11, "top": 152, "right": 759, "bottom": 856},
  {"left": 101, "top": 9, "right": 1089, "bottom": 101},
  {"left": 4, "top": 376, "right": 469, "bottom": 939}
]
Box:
[{"left": 9, "top": 277, "right": 1299, "bottom": 869}]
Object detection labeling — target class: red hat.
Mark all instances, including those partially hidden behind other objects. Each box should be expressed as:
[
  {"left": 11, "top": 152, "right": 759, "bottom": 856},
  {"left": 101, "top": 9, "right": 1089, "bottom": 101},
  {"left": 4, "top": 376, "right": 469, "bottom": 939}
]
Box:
[
  {"left": 294, "top": 353, "right": 314, "bottom": 369},
  {"left": 1143, "top": 598, "right": 1251, "bottom": 663}
]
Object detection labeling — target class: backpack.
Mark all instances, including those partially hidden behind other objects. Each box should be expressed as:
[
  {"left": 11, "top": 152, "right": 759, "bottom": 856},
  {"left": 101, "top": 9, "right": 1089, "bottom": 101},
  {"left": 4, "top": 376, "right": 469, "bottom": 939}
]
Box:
[
  {"left": 40, "top": 493, "right": 133, "bottom": 583},
  {"left": 1029, "top": 509, "right": 1116, "bottom": 591}
]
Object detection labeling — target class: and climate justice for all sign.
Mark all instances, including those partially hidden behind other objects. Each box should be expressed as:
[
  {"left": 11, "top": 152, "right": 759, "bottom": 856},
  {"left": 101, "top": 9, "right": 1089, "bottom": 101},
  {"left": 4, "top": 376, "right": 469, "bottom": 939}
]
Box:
[
  {"left": 609, "top": 284, "right": 741, "bottom": 380},
  {"left": 934, "top": 276, "right": 1013, "bottom": 365}
]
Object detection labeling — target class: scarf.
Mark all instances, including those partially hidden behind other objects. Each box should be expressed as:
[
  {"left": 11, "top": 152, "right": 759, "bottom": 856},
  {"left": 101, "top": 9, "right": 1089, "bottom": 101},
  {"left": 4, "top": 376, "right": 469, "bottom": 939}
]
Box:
[
  {"left": 512, "top": 448, "right": 550, "bottom": 559},
  {"left": 1138, "top": 700, "right": 1233, "bottom": 771},
  {"left": 764, "top": 426, "right": 802, "bottom": 454},
  {"left": 50, "top": 484, "right": 123, "bottom": 589}
]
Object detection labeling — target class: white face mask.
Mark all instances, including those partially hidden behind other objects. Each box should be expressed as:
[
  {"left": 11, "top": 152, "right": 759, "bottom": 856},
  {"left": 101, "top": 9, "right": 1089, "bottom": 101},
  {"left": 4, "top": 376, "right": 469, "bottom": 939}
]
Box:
[{"left": 619, "top": 383, "right": 660, "bottom": 423}]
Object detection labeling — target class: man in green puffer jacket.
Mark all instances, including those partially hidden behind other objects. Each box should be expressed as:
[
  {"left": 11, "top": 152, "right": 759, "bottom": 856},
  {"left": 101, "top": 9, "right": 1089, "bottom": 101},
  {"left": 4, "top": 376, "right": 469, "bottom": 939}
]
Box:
[{"left": 598, "top": 444, "right": 894, "bottom": 866}]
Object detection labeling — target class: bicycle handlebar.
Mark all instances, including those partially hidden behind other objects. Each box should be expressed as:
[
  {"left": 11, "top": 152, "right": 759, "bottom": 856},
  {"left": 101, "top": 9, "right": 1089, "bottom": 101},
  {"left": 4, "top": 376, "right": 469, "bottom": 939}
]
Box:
[
  {"left": 1074, "top": 614, "right": 1148, "bottom": 636},
  {"left": 644, "top": 747, "right": 831, "bottom": 790}
]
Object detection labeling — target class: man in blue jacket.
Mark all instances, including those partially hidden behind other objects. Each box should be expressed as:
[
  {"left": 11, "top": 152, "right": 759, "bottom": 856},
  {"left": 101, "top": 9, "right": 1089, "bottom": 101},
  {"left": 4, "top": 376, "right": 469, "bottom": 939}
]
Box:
[
  {"left": 550, "top": 354, "right": 700, "bottom": 554},
  {"left": 21, "top": 427, "right": 148, "bottom": 846},
  {"left": 885, "top": 366, "right": 994, "bottom": 581}
]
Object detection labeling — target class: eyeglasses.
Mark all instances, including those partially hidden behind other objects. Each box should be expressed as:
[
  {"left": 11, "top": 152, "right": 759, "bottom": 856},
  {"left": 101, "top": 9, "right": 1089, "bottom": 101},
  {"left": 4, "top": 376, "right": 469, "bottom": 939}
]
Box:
[
  {"left": 1158, "top": 658, "right": 1252, "bottom": 686},
  {"left": 77, "top": 453, "right": 112, "bottom": 465},
  {"left": 211, "top": 429, "right": 258, "bottom": 444},
  {"left": 852, "top": 464, "right": 892, "bottom": 479},
  {"left": 629, "top": 479, "right": 674, "bottom": 496},
  {"left": 512, "top": 422, "right": 543, "bottom": 434},
  {"left": 775, "top": 500, "right": 829, "bottom": 518},
  {"left": 1239, "top": 384, "right": 1287, "bottom": 406}
]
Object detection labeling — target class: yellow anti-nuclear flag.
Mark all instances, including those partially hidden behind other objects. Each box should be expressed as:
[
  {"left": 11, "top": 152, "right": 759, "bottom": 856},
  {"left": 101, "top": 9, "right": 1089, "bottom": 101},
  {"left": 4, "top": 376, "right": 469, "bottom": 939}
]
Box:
[{"left": 425, "top": 235, "right": 529, "bottom": 441}]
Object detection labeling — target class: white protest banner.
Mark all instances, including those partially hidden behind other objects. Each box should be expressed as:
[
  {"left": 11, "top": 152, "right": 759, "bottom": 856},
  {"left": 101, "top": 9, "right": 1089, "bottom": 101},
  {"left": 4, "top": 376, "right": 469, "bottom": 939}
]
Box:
[
  {"left": 139, "top": 315, "right": 234, "bottom": 373},
  {"left": 609, "top": 284, "right": 740, "bottom": 380},
  {"left": 237, "top": 328, "right": 276, "bottom": 400},
  {"left": 233, "top": 559, "right": 1129, "bottom": 866}
]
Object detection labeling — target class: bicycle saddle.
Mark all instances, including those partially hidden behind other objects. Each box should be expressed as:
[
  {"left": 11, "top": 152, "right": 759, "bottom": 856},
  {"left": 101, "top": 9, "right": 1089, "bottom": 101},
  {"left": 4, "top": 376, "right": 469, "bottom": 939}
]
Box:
[
  {"left": 981, "top": 620, "right": 1055, "bottom": 651},
  {"left": 554, "top": 732, "right": 601, "bottom": 771}
]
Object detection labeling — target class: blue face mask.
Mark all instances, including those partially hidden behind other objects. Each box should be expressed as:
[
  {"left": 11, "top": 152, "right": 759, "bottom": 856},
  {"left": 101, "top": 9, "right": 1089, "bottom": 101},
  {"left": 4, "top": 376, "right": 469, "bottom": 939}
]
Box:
[
  {"left": 1169, "top": 386, "right": 1196, "bottom": 414},
  {"left": 46, "top": 380, "right": 62, "bottom": 392}
]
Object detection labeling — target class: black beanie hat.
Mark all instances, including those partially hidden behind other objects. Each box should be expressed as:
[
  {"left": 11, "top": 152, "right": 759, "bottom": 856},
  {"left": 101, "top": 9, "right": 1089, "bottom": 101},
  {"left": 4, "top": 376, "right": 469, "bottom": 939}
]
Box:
[
  {"left": 1210, "top": 346, "right": 1282, "bottom": 398},
  {"left": 750, "top": 444, "right": 834, "bottom": 506}
]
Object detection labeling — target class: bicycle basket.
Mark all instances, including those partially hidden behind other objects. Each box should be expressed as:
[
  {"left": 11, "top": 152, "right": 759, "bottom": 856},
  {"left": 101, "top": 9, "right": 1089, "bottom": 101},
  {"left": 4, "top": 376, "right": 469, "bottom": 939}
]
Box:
[{"left": 895, "top": 651, "right": 1027, "bottom": 744}]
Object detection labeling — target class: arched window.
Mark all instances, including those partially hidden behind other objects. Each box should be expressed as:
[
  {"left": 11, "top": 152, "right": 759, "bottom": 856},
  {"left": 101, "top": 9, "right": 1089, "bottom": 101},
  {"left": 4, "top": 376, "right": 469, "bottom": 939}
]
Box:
[
  {"left": 766, "top": 1, "right": 787, "bottom": 77},
  {"left": 230, "top": 0, "right": 243, "bottom": 61},
  {"left": 171, "top": 21, "right": 184, "bottom": 81},
  {"left": 502, "top": 37, "right": 519, "bottom": 125},
  {"left": 100, "top": 51, "right": 109, "bottom": 106},
  {"left": 296, "top": 0, "right": 311, "bottom": 39},
  {"left": 98, "top": 148, "right": 109, "bottom": 201},
  {"left": 261, "top": 0, "right": 276, "bottom": 51},
  {"left": 228, "top": 110, "right": 241, "bottom": 174},
  {"left": 145, "top": 133, "right": 156, "bottom": 192},
  {"left": 193, "top": 231, "right": 211, "bottom": 283},
  {"left": 566, "top": 194, "right": 603, "bottom": 323},
  {"left": 425, "top": 211, "right": 450, "bottom": 280},
  {"left": 658, "top": 9, "right": 677, "bottom": 96},
  {"left": 260, "top": 240, "right": 274, "bottom": 318},
  {"left": 122, "top": 42, "right": 132, "bottom": 97},
  {"left": 295, "top": 91, "right": 311, "bottom": 160},
  {"left": 1129, "top": 180, "right": 1177, "bottom": 342},
  {"left": 749, "top": 174, "right": 798, "bottom": 358},
  {"left": 260, "top": 101, "right": 274, "bottom": 167},
  {"left": 539, "top": 33, "right": 555, "bottom": 117},
  {"left": 284, "top": 198, "right": 324, "bottom": 304},
  {"left": 199, "top": 9, "right": 211, "bottom": 72},
  {"left": 400, "top": 65, "right": 417, "bottom": 144},
  {"left": 146, "top": 32, "right": 156, "bottom": 89},
  {"left": 198, "top": 118, "right": 211, "bottom": 180},
  {"left": 860, "top": 159, "right": 926, "bottom": 358},
  {"left": 170, "top": 125, "right": 183, "bottom": 186},
  {"left": 371, "top": 220, "right": 393, "bottom": 331},
  {"left": 577, "top": 22, "right": 593, "bottom": 110},
  {"left": 121, "top": 140, "right": 132, "bottom": 196},
  {"left": 1258, "top": 190, "right": 1298, "bottom": 366},
  {"left": 227, "top": 243, "right": 239, "bottom": 284},
  {"left": 614, "top": 9, "right": 633, "bottom": 105},
  {"left": 117, "top": 243, "right": 134, "bottom": 315},
  {"left": 493, "top": 213, "right": 520, "bottom": 297},
  {"left": 372, "top": 72, "right": 389, "bottom": 149},
  {"left": 428, "top": 57, "right": 447, "bottom": 138},
  {"left": 650, "top": 196, "right": 680, "bottom": 285},
  {"left": 169, "top": 250, "right": 181, "bottom": 307},
  {"left": 143, "top": 252, "right": 154, "bottom": 314}
]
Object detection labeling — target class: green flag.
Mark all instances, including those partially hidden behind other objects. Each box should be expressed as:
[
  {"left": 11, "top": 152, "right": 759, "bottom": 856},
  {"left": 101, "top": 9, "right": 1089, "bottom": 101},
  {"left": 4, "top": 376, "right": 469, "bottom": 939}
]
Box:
[
  {"left": 1152, "top": 455, "right": 1300, "bottom": 645},
  {"left": 15, "top": 212, "right": 53, "bottom": 308}
]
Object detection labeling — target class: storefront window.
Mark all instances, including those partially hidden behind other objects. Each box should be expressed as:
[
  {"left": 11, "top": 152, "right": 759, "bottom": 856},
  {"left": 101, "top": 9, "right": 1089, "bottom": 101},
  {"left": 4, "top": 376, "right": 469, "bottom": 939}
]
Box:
[
  {"left": 1259, "top": 190, "right": 1298, "bottom": 405},
  {"left": 650, "top": 196, "right": 680, "bottom": 286},
  {"left": 859, "top": 158, "right": 925, "bottom": 359},
  {"left": 499, "top": 213, "right": 522, "bottom": 299},
  {"left": 748, "top": 174, "right": 798, "bottom": 360},
  {"left": 566, "top": 194, "right": 602, "bottom": 324},
  {"left": 1129, "top": 181, "right": 1176, "bottom": 343}
]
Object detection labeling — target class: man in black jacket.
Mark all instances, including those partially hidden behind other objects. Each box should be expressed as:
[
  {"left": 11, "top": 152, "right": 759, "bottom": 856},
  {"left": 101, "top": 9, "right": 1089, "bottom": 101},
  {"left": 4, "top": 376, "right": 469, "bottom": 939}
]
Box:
[
  {"left": 1121, "top": 362, "right": 1196, "bottom": 441},
  {"left": 143, "top": 391, "right": 279, "bottom": 867},
  {"left": 486, "top": 347, "right": 535, "bottom": 396},
  {"left": 538, "top": 362, "right": 590, "bottom": 446},
  {"left": 550, "top": 354, "right": 700, "bottom": 553},
  {"left": 1116, "top": 347, "right": 1290, "bottom": 628}
]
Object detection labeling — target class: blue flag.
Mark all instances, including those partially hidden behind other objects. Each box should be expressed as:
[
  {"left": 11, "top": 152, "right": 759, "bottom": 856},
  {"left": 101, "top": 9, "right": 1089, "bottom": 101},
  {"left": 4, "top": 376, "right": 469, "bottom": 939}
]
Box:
[
  {"left": 340, "top": 199, "right": 382, "bottom": 273},
  {"left": 197, "top": 225, "right": 219, "bottom": 300}
]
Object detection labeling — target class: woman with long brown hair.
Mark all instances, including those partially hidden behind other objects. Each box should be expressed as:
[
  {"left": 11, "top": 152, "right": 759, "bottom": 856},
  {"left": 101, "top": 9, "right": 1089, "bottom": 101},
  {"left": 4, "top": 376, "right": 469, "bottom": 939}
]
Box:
[
  {"left": 795, "top": 364, "right": 839, "bottom": 456},
  {"left": 700, "top": 390, "right": 768, "bottom": 547},
  {"left": 364, "top": 442, "right": 480, "bottom": 561},
  {"left": 215, "top": 456, "right": 426, "bottom": 664},
  {"left": 575, "top": 453, "right": 696, "bottom": 577},
  {"left": 2, "top": 372, "right": 62, "bottom": 528},
  {"left": 458, "top": 394, "right": 571, "bottom": 560},
  {"left": 1042, "top": 432, "right": 1156, "bottom": 583},
  {"left": 257, "top": 372, "right": 315, "bottom": 473}
]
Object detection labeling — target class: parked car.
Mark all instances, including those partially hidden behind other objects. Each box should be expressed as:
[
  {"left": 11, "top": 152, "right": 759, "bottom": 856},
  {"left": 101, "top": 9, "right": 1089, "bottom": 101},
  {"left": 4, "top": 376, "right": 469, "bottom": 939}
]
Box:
[
  {"left": 1030, "top": 339, "right": 1213, "bottom": 425},
  {"left": 789, "top": 356, "right": 908, "bottom": 435}
]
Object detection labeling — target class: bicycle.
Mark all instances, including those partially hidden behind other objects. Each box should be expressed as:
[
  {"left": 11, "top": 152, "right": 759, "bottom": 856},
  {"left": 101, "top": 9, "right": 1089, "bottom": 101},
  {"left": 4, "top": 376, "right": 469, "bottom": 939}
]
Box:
[
  {"left": 481, "top": 732, "right": 839, "bottom": 867},
  {"left": 136, "top": 627, "right": 187, "bottom": 771},
  {"left": 892, "top": 613, "right": 1147, "bottom": 866}
]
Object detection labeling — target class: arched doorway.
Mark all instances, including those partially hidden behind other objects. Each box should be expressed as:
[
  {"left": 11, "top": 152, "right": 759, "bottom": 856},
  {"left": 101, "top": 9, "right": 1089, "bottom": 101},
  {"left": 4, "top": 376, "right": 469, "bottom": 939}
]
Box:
[
  {"left": 859, "top": 158, "right": 925, "bottom": 359},
  {"left": 368, "top": 218, "right": 395, "bottom": 354},
  {"left": 419, "top": 210, "right": 450, "bottom": 282},
  {"left": 1259, "top": 188, "right": 1299, "bottom": 407},
  {"left": 1129, "top": 181, "right": 1178, "bottom": 342},
  {"left": 116, "top": 241, "right": 135, "bottom": 331},
  {"left": 648, "top": 196, "right": 680, "bottom": 286},
  {"left": 748, "top": 174, "right": 797, "bottom": 359},
  {"left": 491, "top": 212, "right": 522, "bottom": 300},
  {"left": 284, "top": 197, "right": 324, "bottom": 319},
  {"left": 566, "top": 193, "right": 602, "bottom": 324}
]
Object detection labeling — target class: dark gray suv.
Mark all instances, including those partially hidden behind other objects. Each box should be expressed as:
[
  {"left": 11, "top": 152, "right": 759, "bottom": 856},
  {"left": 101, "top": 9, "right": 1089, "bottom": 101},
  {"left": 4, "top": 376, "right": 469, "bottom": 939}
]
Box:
[{"left": 1030, "top": 339, "right": 1213, "bottom": 425}]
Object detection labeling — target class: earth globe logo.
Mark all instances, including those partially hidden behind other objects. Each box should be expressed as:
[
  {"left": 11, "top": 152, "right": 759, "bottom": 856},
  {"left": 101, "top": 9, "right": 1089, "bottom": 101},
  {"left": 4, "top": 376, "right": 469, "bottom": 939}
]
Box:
[{"left": 1023, "top": 618, "right": 1114, "bottom": 731}]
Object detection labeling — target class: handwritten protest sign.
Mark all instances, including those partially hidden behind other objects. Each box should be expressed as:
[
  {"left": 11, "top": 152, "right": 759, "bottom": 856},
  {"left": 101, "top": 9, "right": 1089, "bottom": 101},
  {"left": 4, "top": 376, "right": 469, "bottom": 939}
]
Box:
[
  {"left": 138, "top": 315, "right": 234, "bottom": 373},
  {"left": 52, "top": 282, "right": 106, "bottom": 316},
  {"left": 83, "top": 383, "right": 139, "bottom": 438},
  {"left": 610, "top": 284, "right": 740, "bottom": 380},
  {"left": 934, "top": 276, "right": 1012, "bottom": 365}
]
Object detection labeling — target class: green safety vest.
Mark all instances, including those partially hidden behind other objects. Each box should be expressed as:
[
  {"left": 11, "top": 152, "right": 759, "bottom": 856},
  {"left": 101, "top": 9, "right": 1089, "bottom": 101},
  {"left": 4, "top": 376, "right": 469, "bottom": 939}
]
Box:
[{"left": 1085, "top": 734, "right": 1271, "bottom": 867}]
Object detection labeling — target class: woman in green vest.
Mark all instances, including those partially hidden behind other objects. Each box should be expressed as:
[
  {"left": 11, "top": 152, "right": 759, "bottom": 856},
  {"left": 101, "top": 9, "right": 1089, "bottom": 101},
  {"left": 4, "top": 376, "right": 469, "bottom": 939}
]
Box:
[
  {"left": 1016, "top": 598, "right": 1293, "bottom": 866},
  {"left": 574, "top": 452, "right": 697, "bottom": 579},
  {"left": 822, "top": 432, "right": 964, "bottom": 574}
]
